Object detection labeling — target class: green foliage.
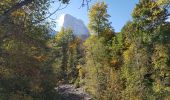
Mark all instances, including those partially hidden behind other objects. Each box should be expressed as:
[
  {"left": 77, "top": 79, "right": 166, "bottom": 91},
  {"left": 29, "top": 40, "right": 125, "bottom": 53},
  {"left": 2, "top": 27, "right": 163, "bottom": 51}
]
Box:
[
  {"left": 53, "top": 27, "right": 84, "bottom": 83},
  {"left": 119, "top": 0, "right": 170, "bottom": 99},
  {"left": 84, "top": 36, "right": 110, "bottom": 99},
  {"left": 1, "top": 0, "right": 170, "bottom": 100},
  {"left": 132, "top": 0, "right": 168, "bottom": 31},
  {"left": 0, "top": 0, "right": 59, "bottom": 99},
  {"left": 88, "top": 2, "right": 114, "bottom": 39},
  {"left": 83, "top": 2, "right": 116, "bottom": 99},
  {"left": 151, "top": 24, "right": 170, "bottom": 99},
  {"left": 83, "top": 0, "right": 170, "bottom": 100}
]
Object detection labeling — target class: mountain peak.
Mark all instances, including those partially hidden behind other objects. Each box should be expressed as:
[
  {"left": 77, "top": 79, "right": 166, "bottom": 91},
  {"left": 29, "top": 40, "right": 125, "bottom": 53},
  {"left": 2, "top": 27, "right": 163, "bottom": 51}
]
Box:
[
  {"left": 64, "top": 14, "right": 74, "bottom": 19},
  {"left": 62, "top": 14, "right": 89, "bottom": 39}
]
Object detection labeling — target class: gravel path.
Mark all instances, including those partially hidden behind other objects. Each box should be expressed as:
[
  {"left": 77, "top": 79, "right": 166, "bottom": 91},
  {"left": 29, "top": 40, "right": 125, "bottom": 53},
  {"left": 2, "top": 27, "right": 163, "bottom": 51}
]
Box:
[{"left": 55, "top": 84, "right": 92, "bottom": 100}]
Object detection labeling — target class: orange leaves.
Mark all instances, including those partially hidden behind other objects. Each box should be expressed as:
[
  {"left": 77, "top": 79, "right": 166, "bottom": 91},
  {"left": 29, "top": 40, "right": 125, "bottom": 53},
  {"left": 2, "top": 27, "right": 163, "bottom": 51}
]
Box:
[
  {"left": 33, "top": 54, "right": 47, "bottom": 62},
  {"left": 110, "top": 59, "right": 118, "bottom": 67},
  {"left": 69, "top": 38, "right": 80, "bottom": 49},
  {"left": 69, "top": 42, "right": 76, "bottom": 49},
  {"left": 77, "top": 65, "right": 86, "bottom": 79},
  {"left": 11, "top": 9, "right": 26, "bottom": 18},
  {"left": 110, "top": 58, "right": 122, "bottom": 70}
]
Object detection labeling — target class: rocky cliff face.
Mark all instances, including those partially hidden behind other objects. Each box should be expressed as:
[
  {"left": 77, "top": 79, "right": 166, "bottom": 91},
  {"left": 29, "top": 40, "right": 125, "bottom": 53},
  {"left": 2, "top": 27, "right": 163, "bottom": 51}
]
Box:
[{"left": 62, "top": 14, "right": 89, "bottom": 39}]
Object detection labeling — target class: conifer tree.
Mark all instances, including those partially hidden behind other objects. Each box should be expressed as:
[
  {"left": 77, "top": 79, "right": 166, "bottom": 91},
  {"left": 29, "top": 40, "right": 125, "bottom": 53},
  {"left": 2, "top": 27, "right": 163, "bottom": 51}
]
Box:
[{"left": 84, "top": 2, "right": 115, "bottom": 99}]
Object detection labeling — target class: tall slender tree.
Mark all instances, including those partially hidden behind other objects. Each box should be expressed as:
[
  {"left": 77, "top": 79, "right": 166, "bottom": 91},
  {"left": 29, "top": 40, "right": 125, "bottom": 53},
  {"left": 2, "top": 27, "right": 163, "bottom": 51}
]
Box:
[{"left": 88, "top": 2, "right": 114, "bottom": 40}]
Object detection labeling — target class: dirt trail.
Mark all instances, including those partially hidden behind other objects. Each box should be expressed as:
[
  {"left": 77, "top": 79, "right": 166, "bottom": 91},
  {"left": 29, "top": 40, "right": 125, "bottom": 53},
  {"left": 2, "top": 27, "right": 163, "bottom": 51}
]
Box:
[{"left": 55, "top": 84, "right": 92, "bottom": 100}]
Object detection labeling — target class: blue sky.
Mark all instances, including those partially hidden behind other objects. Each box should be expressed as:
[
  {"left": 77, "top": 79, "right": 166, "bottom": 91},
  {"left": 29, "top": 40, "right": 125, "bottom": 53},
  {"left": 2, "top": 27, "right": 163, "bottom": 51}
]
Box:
[{"left": 49, "top": 0, "right": 139, "bottom": 32}]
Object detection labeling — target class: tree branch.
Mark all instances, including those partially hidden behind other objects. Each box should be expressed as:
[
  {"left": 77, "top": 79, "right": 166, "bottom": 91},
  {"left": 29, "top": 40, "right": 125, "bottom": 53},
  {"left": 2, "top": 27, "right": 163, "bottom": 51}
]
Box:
[
  {"left": 32, "top": 3, "right": 69, "bottom": 24},
  {"left": 0, "top": 0, "right": 34, "bottom": 23},
  {"left": 79, "top": 0, "right": 92, "bottom": 10},
  {"left": 0, "top": 0, "right": 92, "bottom": 24}
]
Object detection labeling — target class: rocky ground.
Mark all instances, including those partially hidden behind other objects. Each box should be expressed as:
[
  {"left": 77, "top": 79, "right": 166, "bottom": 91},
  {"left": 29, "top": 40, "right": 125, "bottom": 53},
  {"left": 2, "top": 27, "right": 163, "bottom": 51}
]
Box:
[{"left": 55, "top": 84, "right": 92, "bottom": 100}]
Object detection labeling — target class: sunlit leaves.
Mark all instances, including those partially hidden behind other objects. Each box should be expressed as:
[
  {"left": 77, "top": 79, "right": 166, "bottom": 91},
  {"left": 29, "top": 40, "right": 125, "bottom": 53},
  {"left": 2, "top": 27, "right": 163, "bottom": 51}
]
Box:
[
  {"left": 88, "top": 2, "right": 113, "bottom": 37},
  {"left": 132, "top": 0, "right": 168, "bottom": 31}
]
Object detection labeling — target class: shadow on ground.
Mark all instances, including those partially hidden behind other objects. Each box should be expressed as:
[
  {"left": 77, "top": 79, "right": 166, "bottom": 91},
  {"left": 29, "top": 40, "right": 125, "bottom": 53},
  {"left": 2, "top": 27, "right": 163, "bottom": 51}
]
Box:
[{"left": 60, "top": 93, "right": 84, "bottom": 100}]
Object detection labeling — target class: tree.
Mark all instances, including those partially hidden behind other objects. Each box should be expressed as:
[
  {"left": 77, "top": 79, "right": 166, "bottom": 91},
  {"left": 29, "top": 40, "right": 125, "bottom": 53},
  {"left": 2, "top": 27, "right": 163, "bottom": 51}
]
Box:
[
  {"left": 83, "top": 2, "right": 117, "bottom": 100},
  {"left": 84, "top": 36, "right": 110, "bottom": 99},
  {"left": 53, "top": 27, "right": 83, "bottom": 83},
  {"left": 0, "top": 1, "right": 59, "bottom": 99},
  {"left": 0, "top": 22, "right": 58, "bottom": 99},
  {"left": 120, "top": 0, "right": 170, "bottom": 99},
  {"left": 0, "top": 0, "right": 92, "bottom": 23},
  {"left": 132, "top": 0, "right": 169, "bottom": 31},
  {"left": 151, "top": 24, "right": 170, "bottom": 99},
  {"left": 88, "top": 2, "right": 114, "bottom": 39}
]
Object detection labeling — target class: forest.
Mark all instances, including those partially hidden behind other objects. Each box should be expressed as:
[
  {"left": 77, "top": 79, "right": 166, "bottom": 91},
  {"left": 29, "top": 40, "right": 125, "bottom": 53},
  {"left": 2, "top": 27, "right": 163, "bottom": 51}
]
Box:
[{"left": 0, "top": 0, "right": 170, "bottom": 100}]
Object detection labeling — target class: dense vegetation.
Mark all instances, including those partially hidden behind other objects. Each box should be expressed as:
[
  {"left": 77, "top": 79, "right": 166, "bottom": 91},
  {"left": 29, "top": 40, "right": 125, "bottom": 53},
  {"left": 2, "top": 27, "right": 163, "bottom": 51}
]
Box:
[{"left": 0, "top": 0, "right": 170, "bottom": 100}]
